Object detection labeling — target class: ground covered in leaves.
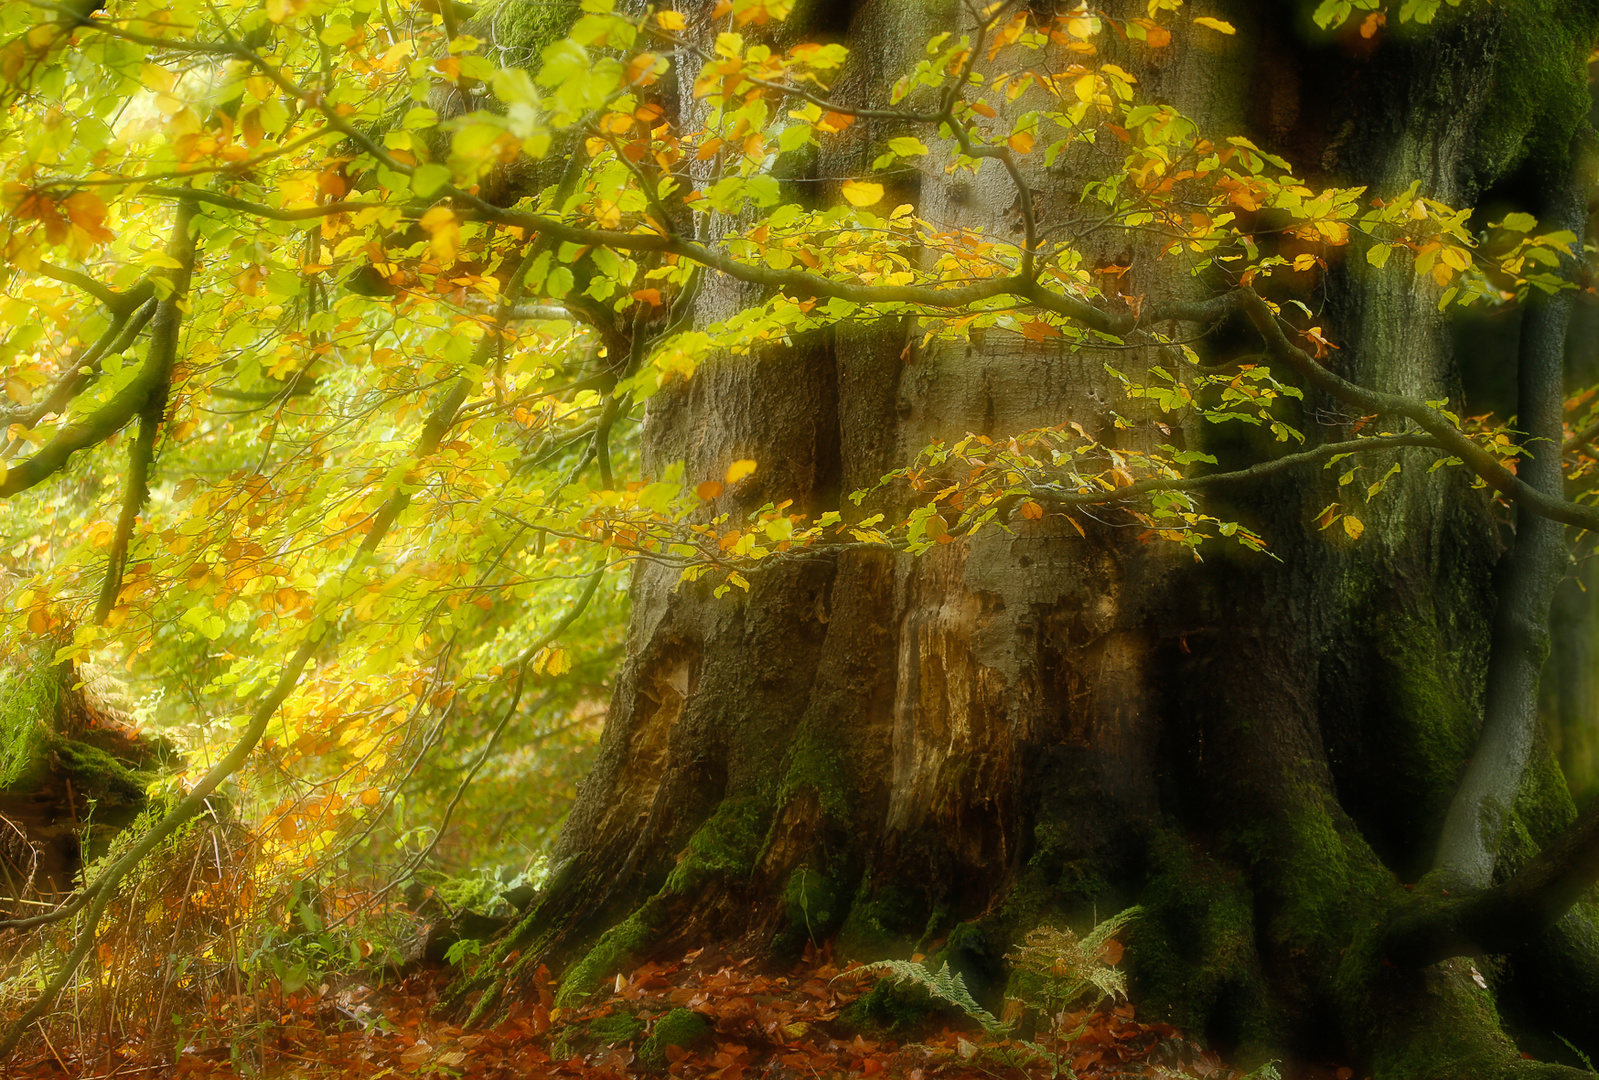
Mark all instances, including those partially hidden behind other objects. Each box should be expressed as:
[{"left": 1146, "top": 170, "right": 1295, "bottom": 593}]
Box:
[{"left": 8, "top": 951, "right": 1355, "bottom": 1080}]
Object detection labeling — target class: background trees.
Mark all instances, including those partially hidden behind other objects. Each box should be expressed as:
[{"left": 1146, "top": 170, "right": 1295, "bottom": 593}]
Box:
[{"left": 4, "top": 0, "right": 1599, "bottom": 1076}]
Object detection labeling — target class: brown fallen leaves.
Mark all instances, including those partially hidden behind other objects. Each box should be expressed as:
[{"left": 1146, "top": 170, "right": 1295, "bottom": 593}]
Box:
[{"left": 5, "top": 948, "right": 1345, "bottom": 1079}]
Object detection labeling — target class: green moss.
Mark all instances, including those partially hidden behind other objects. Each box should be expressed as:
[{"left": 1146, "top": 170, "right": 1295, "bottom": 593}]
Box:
[
  {"left": 773, "top": 864, "right": 846, "bottom": 953},
  {"left": 838, "top": 878, "right": 926, "bottom": 960},
  {"left": 779, "top": 728, "right": 852, "bottom": 823},
  {"left": 636, "top": 1007, "right": 711, "bottom": 1070},
  {"left": 1131, "top": 830, "right": 1279, "bottom": 1054},
  {"left": 551, "top": 1009, "right": 646, "bottom": 1060},
  {"left": 1268, "top": 800, "right": 1362, "bottom": 954},
  {"left": 556, "top": 897, "right": 666, "bottom": 1006},
  {"left": 47, "top": 735, "right": 144, "bottom": 803},
  {"left": 481, "top": 0, "right": 581, "bottom": 66},
  {"left": 839, "top": 978, "right": 945, "bottom": 1036},
  {"left": 1468, "top": 0, "right": 1599, "bottom": 183},
  {"left": 0, "top": 666, "right": 57, "bottom": 791},
  {"left": 1336, "top": 931, "right": 1524, "bottom": 1080},
  {"left": 1367, "top": 609, "right": 1478, "bottom": 819},
  {"left": 664, "top": 795, "right": 768, "bottom": 894}
]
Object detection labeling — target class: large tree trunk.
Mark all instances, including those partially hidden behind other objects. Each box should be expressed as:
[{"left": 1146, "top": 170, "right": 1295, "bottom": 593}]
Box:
[{"left": 457, "top": 2, "right": 1599, "bottom": 1075}]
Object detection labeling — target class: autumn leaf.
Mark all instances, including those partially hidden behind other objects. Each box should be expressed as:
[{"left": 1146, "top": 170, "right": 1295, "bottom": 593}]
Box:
[
  {"left": 418, "top": 206, "right": 460, "bottom": 261},
  {"left": 1343, "top": 515, "right": 1365, "bottom": 540},
  {"left": 841, "top": 180, "right": 884, "bottom": 207},
  {"left": 1008, "top": 131, "right": 1035, "bottom": 154},
  {"left": 696, "top": 480, "right": 724, "bottom": 500},
  {"left": 725, "top": 459, "right": 758, "bottom": 484},
  {"left": 1021, "top": 500, "right": 1044, "bottom": 520},
  {"left": 1193, "top": 16, "right": 1237, "bottom": 34}
]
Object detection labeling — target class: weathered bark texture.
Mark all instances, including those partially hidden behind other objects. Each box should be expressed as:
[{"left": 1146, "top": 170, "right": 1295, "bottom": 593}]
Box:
[{"left": 457, "top": 2, "right": 1599, "bottom": 1076}]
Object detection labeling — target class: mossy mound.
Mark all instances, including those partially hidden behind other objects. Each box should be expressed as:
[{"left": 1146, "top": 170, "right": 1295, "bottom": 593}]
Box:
[
  {"left": 636, "top": 1007, "right": 712, "bottom": 1070},
  {"left": 550, "top": 1009, "right": 645, "bottom": 1061}
]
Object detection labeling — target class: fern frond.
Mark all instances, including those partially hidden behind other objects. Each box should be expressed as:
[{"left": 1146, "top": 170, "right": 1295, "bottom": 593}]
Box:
[
  {"left": 1005, "top": 906, "right": 1142, "bottom": 1014},
  {"left": 854, "top": 959, "right": 1008, "bottom": 1034}
]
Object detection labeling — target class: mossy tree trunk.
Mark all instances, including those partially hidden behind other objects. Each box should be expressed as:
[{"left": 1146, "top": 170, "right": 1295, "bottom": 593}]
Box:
[{"left": 458, "top": 2, "right": 1599, "bottom": 1076}]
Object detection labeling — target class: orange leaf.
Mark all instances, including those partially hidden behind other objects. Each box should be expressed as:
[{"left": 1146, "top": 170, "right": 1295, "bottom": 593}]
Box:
[
  {"left": 1007, "top": 131, "right": 1035, "bottom": 154},
  {"left": 1020, "top": 500, "right": 1044, "bottom": 520},
  {"left": 696, "top": 480, "right": 724, "bottom": 500}
]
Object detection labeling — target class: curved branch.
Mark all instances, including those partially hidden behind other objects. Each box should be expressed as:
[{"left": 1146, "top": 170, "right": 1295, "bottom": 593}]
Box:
[
  {"left": 1164, "top": 287, "right": 1599, "bottom": 533},
  {"left": 145, "top": 186, "right": 381, "bottom": 221},
  {"left": 0, "top": 220, "right": 194, "bottom": 498},
  {"left": 1433, "top": 173, "right": 1584, "bottom": 889},
  {"left": 0, "top": 292, "right": 155, "bottom": 433},
  {"left": 33, "top": 262, "right": 146, "bottom": 314},
  {"left": 1384, "top": 794, "right": 1599, "bottom": 967},
  {"left": 1031, "top": 433, "right": 1442, "bottom": 507}
]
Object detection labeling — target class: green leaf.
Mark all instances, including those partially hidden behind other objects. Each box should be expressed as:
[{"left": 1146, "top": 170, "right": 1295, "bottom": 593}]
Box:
[{"left": 411, "top": 163, "right": 453, "bottom": 198}]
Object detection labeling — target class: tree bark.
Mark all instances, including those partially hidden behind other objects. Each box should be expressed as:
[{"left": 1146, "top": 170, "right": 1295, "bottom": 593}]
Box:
[{"left": 455, "top": 3, "right": 1599, "bottom": 1076}]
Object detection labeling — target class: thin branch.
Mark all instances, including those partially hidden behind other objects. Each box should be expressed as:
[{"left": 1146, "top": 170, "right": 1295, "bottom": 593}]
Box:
[
  {"left": 33, "top": 262, "right": 144, "bottom": 314},
  {"left": 1031, "top": 434, "right": 1442, "bottom": 507},
  {"left": 1159, "top": 286, "right": 1599, "bottom": 533},
  {"left": 0, "top": 292, "right": 154, "bottom": 432},
  {"left": 145, "top": 186, "right": 381, "bottom": 221}
]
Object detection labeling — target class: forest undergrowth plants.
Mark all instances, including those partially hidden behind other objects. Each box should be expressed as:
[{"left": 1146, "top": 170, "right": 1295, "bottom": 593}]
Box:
[{"left": 853, "top": 907, "right": 1281, "bottom": 1079}]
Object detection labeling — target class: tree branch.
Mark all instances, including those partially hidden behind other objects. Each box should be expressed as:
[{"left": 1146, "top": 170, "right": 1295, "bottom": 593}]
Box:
[
  {"left": 0, "top": 211, "right": 193, "bottom": 499},
  {"left": 33, "top": 262, "right": 146, "bottom": 314},
  {"left": 0, "top": 291, "right": 155, "bottom": 432},
  {"left": 92, "top": 410, "right": 160, "bottom": 625},
  {"left": 1031, "top": 434, "right": 1441, "bottom": 508},
  {"left": 1384, "top": 794, "right": 1599, "bottom": 967},
  {"left": 1432, "top": 171, "right": 1585, "bottom": 890}
]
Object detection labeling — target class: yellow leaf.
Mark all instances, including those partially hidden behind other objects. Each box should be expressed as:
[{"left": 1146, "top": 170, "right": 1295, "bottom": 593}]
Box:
[
  {"left": 360, "top": 789, "right": 381, "bottom": 807},
  {"left": 1008, "top": 131, "right": 1035, "bottom": 154},
  {"left": 1292, "top": 253, "right": 1317, "bottom": 272},
  {"left": 657, "top": 10, "right": 687, "bottom": 30},
  {"left": 1193, "top": 16, "right": 1236, "bottom": 34},
  {"left": 725, "top": 459, "right": 758, "bottom": 484},
  {"left": 419, "top": 206, "right": 460, "bottom": 261},
  {"left": 841, "top": 180, "right": 884, "bottom": 207},
  {"left": 1343, "top": 515, "right": 1365, "bottom": 540},
  {"left": 140, "top": 63, "right": 176, "bottom": 94},
  {"left": 546, "top": 648, "right": 570, "bottom": 676}
]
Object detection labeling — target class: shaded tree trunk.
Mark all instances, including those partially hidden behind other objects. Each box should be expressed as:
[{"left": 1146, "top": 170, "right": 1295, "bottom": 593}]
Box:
[{"left": 459, "top": 2, "right": 1599, "bottom": 1075}]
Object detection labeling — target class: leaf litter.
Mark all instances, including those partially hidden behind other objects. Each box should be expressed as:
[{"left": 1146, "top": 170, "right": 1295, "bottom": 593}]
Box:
[{"left": 7, "top": 946, "right": 1356, "bottom": 1079}]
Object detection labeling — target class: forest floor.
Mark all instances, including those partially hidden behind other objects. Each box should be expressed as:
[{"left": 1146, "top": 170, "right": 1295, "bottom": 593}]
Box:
[{"left": 6, "top": 950, "right": 1355, "bottom": 1080}]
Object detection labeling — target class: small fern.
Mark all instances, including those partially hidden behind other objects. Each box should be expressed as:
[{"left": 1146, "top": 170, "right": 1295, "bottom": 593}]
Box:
[
  {"left": 852, "top": 959, "right": 1008, "bottom": 1034},
  {"left": 1005, "top": 906, "right": 1142, "bottom": 1015}
]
